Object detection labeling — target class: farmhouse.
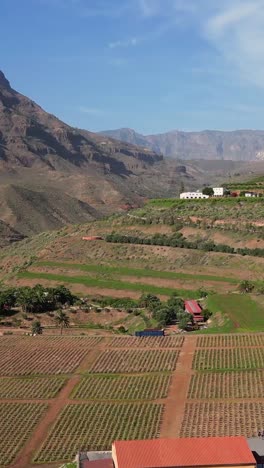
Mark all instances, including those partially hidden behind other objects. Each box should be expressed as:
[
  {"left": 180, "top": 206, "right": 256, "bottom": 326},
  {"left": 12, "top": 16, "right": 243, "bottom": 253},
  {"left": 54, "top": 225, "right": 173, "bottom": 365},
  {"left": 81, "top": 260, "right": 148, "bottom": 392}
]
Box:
[
  {"left": 184, "top": 300, "right": 203, "bottom": 322},
  {"left": 180, "top": 192, "right": 209, "bottom": 199},
  {"left": 245, "top": 192, "right": 258, "bottom": 197},
  {"left": 112, "top": 437, "right": 256, "bottom": 468},
  {"left": 213, "top": 187, "right": 224, "bottom": 196}
]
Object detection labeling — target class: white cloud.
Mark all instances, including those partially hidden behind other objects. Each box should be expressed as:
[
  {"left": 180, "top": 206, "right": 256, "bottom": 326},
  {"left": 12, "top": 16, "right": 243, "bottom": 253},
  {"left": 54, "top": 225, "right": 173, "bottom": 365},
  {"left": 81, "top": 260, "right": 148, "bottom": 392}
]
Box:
[
  {"left": 136, "top": 0, "right": 264, "bottom": 87},
  {"left": 108, "top": 37, "right": 139, "bottom": 49},
  {"left": 203, "top": 0, "right": 264, "bottom": 87}
]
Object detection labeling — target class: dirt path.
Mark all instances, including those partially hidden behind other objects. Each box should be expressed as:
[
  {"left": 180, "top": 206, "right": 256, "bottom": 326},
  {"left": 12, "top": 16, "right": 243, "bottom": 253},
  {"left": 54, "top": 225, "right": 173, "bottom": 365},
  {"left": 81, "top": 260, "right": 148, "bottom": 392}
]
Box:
[
  {"left": 11, "top": 339, "right": 109, "bottom": 468},
  {"left": 160, "top": 335, "right": 197, "bottom": 438}
]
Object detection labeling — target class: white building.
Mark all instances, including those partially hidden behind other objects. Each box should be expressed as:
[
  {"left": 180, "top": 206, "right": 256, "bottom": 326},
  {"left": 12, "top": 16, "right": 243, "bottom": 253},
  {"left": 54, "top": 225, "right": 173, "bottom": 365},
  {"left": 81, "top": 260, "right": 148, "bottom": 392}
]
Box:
[
  {"left": 180, "top": 192, "right": 209, "bottom": 200},
  {"left": 213, "top": 187, "right": 224, "bottom": 197},
  {"left": 245, "top": 192, "right": 257, "bottom": 197}
]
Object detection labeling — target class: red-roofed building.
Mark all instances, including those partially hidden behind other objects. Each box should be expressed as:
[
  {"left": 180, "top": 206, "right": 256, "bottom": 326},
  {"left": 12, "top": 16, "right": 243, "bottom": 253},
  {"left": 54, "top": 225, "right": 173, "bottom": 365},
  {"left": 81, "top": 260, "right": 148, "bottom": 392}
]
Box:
[
  {"left": 184, "top": 300, "right": 203, "bottom": 322},
  {"left": 112, "top": 437, "right": 256, "bottom": 468}
]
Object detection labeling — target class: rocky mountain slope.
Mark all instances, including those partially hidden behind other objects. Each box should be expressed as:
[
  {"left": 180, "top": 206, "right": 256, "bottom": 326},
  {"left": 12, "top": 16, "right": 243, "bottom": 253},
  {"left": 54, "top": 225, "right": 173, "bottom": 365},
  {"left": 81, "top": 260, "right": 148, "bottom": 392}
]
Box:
[
  {"left": 0, "top": 70, "right": 205, "bottom": 242},
  {"left": 100, "top": 127, "right": 264, "bottom": 161}
]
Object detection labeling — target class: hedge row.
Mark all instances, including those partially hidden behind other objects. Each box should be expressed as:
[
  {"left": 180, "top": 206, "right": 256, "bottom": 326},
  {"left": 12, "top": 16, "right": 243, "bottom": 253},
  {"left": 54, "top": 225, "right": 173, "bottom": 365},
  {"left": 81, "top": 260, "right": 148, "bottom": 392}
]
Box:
[{"left": 105, "top": 233, "right": 264, "bottom": 258}]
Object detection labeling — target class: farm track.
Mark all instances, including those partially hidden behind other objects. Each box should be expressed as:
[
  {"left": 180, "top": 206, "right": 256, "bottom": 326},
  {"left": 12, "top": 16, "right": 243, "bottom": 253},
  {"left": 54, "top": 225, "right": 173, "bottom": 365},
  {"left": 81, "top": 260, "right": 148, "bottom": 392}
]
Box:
[
  {"left": 160, "top": 336, "right": 197, "bottom": 438},
  {"left": 11, "top": 338, "right": 111, "bottom": 468},
  {"left": 3, "top": 333, "right": 264, "bottom": 467},
  {"left": 11, "top": 376, "right": 80, "bottom": 468}
]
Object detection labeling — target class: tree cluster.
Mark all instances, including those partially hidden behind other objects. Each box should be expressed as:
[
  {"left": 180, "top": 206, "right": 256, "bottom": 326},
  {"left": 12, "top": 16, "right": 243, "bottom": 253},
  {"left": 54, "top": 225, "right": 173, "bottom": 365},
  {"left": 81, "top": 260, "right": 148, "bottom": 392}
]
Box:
[
  {"left": 139, "top": 293, "right": 193, "bottom": 330},
  {"left": 0, "top": 285, "right": 76, "bottom": 315},
  {"left": 105, "top": 232, "right": 264, "bottom": 258}
]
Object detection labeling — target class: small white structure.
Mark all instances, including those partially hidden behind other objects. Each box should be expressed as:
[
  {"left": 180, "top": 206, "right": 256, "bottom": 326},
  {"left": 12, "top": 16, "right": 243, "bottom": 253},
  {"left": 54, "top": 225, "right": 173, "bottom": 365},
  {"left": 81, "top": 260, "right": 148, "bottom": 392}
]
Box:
[
  {"left": 213, "top": 187, "right": 224, "bottom": 197},
  {"left": 180, "top": 192, "right": 209, "bottom": 200},
  {"left": 245, "top": 192, "right": 257, "bottom": 197}
]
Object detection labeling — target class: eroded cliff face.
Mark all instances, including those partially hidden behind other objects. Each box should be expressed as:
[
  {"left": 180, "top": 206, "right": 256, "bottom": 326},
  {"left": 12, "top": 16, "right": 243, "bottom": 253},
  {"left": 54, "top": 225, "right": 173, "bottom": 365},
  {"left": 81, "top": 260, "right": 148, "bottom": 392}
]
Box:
[
  {"left": 101, "top": 127, "right": 264, "bottom": 161},
  {"left": 0, "top": 70, "right": 162, "bottom": 172}
]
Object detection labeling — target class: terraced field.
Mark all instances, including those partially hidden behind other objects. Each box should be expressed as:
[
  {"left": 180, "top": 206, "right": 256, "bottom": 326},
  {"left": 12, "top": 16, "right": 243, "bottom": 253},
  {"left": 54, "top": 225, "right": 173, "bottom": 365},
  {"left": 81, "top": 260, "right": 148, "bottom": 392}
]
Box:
[
  {"left": 1, "top": 332, "right": 264, "bottom": 467},
  {"left": 90, "top": 349, "right": 179, "bottom": 373},
  {"left": 34, "top": 402, "right": 164, "bottom": 462},
  {"left": 0, "top": 335, "right": 179, "bottom": 467},
  {"left": 72, "top": 374, "right": 171, "bottom": 400},
  {"left": 192, "top": 348, "right": 264, "bottom": 370}
]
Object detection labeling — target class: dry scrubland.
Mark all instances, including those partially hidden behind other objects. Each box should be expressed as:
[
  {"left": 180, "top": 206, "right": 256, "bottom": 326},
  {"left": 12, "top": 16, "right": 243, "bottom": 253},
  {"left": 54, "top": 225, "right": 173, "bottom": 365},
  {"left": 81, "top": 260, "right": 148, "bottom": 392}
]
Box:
[{"left": 0, "top": 333, "right": 263, "bottom": 467}]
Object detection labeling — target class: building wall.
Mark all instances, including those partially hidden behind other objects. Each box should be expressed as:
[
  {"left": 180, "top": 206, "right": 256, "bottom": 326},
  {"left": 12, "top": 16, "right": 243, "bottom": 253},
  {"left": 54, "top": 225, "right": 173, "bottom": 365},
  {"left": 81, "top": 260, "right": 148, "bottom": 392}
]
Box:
[
  {"left": 213, "top": 187, "right": 224, "bottom": 196},
  {"left": 180, "top": 192, "right": 209, "bottom": 199}
]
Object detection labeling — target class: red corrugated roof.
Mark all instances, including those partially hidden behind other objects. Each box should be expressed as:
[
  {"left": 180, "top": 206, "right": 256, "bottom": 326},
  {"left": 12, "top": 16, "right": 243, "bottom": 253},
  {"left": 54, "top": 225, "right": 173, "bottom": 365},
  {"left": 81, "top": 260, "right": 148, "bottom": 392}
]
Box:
[
  {"left": 184, "top": 300, "right": 202, "bottom": 314},
  {"left": 113, "top": 437, "right": 255, "bottom": 468}
]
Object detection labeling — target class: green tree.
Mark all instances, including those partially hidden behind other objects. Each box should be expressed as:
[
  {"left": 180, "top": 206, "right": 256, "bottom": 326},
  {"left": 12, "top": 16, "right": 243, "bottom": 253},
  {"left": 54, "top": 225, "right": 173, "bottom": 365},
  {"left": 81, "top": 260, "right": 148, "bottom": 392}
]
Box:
[
  {"left": 167, "top": 295, "right": 184, "bottom": 310},
  {"left": 153, "top": 307, "right": 176, "bottom": 327},
  {"left": 179, "top": 315, "right": 190, "bottom": 330},
  {"left": 52, "top": 286, "right": 75, "bottom": 306},
  {"left": 202, "top": 187, "right": 214, "bottom": 196},
  {"left": 198, "top": 288, "right": 208, "bottom": 298},
  {"left": 239, "top": 280, "right": 255, "bottom": 293},
  {"left": 202, "top": 309, "right": 212, "bottom": 322},
  {"left": 31, "top": 320, "right": 43, "bottom": 335},
  {"left": 0, "top": 289, "right": 16, "bottom": 313},
  {"left": 55, "top": 310, "right": 70, "bottom": 335},
  {"left": 179, "top": 181, "right": 185, "bottom": 195},
  {"left": 139, "top": 294, "right": 161, "bottom": 311}
]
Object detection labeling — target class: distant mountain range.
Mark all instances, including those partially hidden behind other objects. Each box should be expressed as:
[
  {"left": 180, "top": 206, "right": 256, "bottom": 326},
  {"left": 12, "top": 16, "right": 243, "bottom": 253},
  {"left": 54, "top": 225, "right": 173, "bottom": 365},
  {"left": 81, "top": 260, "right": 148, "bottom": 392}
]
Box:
[{"left": 100, "top": 128, "right": 264, "bottom": 161}]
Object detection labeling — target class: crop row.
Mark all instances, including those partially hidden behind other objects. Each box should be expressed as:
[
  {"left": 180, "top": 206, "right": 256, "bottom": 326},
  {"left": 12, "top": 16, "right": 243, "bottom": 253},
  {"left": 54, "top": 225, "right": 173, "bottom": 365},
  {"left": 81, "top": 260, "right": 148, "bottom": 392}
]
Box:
[
  {"left": 35, "top": 402, "right": 164, "bottom": 463},
  {"left": 188, "top": 370, "right": 264, "bottom": 399},
  {"left": 0, "top": 336, "right": 102, "bottom": 350},
  {"left": 90, "top": 350, "right": 179, "bottom": 373},
  {"left": 0, "top": 376, "right": 67, "bottom": 399},
  {"left": 197, "top": 335, "right": 264, "bottom": 348},
  {"left": 110, "top": 336, "right": 184, "bottom": 348},
  {"left": 180, "top": 402, "right": 264, "bottom": 438},
  {"left": 192, "top": 348, "right": 264, "bottom": 370},
  {"left": 0, "top": 348, "right": 90, "bottom": 376},
  {"left": 72, "top": 374, "right": 171, "bottom": 400},
  {"left": 0, "top": 402, "right": 48, "bottom": 466}
]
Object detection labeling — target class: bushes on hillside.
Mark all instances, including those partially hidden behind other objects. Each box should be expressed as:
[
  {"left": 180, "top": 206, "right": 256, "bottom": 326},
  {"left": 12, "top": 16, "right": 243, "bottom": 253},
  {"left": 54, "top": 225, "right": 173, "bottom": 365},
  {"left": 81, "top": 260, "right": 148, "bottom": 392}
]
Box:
[{"left": 105, "top": 232, "right": 264, "bottom": 258}]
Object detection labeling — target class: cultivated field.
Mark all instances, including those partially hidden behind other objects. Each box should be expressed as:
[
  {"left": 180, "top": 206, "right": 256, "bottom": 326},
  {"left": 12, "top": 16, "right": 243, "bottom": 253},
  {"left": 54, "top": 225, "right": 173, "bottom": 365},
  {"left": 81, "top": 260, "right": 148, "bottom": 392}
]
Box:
[
  {"left": 109, "top": 336, "right": 184, "bottom": 348},
  {"left": 72, "top": 374, "right": 172, "bottom": 400},
  {"left": 188, "top": 370, "right": 264, "bottom": 399},
  {"left": 1, "top": 332, "right": 264, "bottom": 467},
  {"left": 0, "top": 403, "right": 48, "bottom": 466},
  {"left": 180, "top": 402, "right": 264, "bottom": 438},
  {"left": 89, "top": 349, "right": 179, "bottom": 373},
  {"left": 35, "top": 402, "right": 164, "bottom": 463},
  {"left": 192, "top": 348, "right": 264, "bottom": 370}
]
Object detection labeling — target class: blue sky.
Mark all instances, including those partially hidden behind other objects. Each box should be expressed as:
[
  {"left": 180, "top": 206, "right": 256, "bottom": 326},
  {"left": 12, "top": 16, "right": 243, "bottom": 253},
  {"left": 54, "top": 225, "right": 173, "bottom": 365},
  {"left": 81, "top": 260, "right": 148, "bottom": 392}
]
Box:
[{"left": 1, "top": 0, "right": 264, "bottom": 134}]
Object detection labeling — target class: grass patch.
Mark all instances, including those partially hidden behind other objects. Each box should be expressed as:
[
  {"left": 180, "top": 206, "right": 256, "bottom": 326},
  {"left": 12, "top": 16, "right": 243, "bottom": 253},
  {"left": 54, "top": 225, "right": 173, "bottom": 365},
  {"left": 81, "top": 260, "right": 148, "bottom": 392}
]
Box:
[
  {"left": 205, "top": 293, "right": 264, "bottom": 333},
  {"left": 35, "top": 261, "right": 238, "bottom": 284},
  {"left": 18, "top": 271, "right": 200, "bottom": 299}
]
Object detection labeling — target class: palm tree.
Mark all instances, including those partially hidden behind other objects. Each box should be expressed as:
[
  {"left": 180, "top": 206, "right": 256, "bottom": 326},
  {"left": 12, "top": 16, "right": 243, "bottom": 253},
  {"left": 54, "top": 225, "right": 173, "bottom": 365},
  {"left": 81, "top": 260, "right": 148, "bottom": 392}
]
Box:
[
  {"left": 55, "top": 310, "right": 70, "bottom": 335},
  {"left": 31, "top": 320, "right": 43, "bottom": 335}
]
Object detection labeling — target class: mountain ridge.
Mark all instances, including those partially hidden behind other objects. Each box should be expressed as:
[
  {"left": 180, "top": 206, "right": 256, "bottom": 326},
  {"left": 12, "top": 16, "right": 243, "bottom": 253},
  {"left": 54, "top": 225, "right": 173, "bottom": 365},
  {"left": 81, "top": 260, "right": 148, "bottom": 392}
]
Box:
[
  {"left": 100, "top": 127, "right": 264, "bottom": 161},
  {"left": 0, "top": 70, "right": 201, "bottom": 243}
]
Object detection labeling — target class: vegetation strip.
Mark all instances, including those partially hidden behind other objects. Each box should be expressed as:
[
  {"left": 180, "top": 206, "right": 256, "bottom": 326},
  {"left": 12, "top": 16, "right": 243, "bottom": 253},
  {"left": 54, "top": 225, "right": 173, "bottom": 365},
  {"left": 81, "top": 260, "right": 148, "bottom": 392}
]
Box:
[
  {"left": 18, "top": 271, "right": 200, "bottom": 298},
  {"left": 35, "top": 261, "right": 238, "bottom": 284},
  {"left": 105, "top": 232, "right": 264, "bottom": 258}
]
